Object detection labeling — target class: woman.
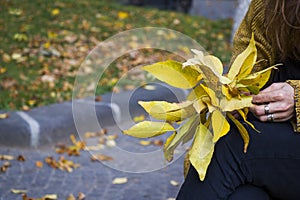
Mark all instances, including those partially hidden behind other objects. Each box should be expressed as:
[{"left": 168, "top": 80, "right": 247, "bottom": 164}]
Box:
[{"left": 177, "top": 0, "right": 300, "bottom": 199}]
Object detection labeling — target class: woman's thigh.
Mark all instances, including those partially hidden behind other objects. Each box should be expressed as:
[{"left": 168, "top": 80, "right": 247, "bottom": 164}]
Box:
[{"left": 177, "top": 118, "right": 300, "bottom": 199}]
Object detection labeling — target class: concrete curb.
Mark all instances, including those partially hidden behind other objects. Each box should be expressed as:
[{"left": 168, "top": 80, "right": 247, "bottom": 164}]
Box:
[{"left": 0, "top": 83, "right": 187, "bottom": 148}]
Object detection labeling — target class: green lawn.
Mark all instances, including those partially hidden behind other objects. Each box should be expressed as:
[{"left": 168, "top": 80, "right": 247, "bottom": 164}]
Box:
[{"left": 0, "top": 0, "right": 233, "bottom": 110}]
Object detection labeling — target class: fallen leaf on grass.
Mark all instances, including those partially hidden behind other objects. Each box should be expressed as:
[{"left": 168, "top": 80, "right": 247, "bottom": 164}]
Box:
[
  {"left": 112, "top": 177, "right": 128, "bottom": 185},
  {"left": 51, "top": 9, "right": 60, "bottom": 16},
  {"left": 118, "top": 11, "right": 129, "bottom": 20},
  {"left": 11, "top": 189, "right": 27, "bottom": 194}
]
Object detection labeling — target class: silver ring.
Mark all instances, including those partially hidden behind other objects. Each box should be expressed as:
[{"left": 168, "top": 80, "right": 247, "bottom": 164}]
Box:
[
  {"left": 267, "top": 113, "right": 274, "bottom": 122},
  {"left": 264, "top": 104, "right": 270, "bottom": 115}
]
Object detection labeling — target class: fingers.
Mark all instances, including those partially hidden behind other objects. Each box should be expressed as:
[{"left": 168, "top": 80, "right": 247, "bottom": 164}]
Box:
[
  {"left": 259, "top": 82, "right": 286, "bottom": 93},
  {"left": 250, "top": 101, "right": 294, "bottom": 116},
  {"left": 250, "top": 111, "right": 294, "bottom": 122},
  {"left": 250, "top": 102, "right": 294, "bottom": 122},
  {"left": 252, "top": 83, "right": 294, "bottom": 104}
]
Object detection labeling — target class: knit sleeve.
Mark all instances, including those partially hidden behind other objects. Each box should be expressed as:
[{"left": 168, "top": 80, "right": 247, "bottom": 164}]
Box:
[
  {"left": 286, "top": 80, "right": 300, "bottom": 132},
  {"left": 231, "top": 0, "right": 275, "bottom": 72}
]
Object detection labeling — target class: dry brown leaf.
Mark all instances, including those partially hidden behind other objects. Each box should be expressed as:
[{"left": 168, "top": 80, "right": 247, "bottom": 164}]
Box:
[
  {"left": 78, "top": 192, "right": 86, "bottom": 200},
  {"left": 17, "top": 155, "right": 26, "bottom": 162},
  {"left": 66, "top": 194, "right": 76, "bottom": 200},
  {"left": 152, "top": 139, "right": 163, "bottom": 146},
  {"left": 91, "top": 154, "right": 113, "bottom": 162},
  {"left": 35, "top": 161, "right": 43, "bottom": 168},
  {"left": 2, "top": 53, "right": 11, "bottom": 62},
  {"left": 1, "top": 162, "right": 11, "bottom": 172}
]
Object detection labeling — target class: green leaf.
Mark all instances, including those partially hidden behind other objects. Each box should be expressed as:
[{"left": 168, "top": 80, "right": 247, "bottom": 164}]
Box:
[
  {"left": 189, "top": 123, "right": 215, "bottom": 181},
  {"left": 143, "top": 60, "right": 201, "bottom": 89},
  {"left": 123, "top": 121, "right": 175, "bottom": 138}
]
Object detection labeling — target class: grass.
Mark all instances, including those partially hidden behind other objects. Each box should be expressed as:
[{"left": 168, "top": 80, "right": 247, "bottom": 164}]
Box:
[{"left": 0, "top": 0, "right": 233, "bottom": 110}]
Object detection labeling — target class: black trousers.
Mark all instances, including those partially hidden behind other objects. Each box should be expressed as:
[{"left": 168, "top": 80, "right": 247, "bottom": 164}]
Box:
[{"left": 177, "top": 115, "right": 300, "bottom": 200}]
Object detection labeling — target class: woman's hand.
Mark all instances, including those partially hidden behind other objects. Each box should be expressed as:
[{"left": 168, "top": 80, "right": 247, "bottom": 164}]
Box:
[{"left": 250, "top": 82, "right": 295, "bottom": 122}]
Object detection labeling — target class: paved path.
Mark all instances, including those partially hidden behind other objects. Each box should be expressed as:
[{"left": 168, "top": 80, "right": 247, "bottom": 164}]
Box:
[{"left": 0, "top": 121, "right": 185, "bottom": 200}]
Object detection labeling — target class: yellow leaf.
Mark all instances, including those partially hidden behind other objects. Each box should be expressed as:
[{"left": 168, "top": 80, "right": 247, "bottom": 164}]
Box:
[
  {"left": 193, "top": 99, "right": 207, "bottom": 114},
  {"left": 189, "top": 123, "right": 215, "bottom": 181},
  {"left": 203, "top": 55, "right": 224, "bottom": 75},
  {"left": 187, "top": 84, "right": 207, "bottom": 101},
  {"left": 222, "top": 85, "right": 231, "bottom": 99},
  {"left": 0, "top": 67, "right": 7, "bottom": 74},
  {"left": 163, "top": 132, "right": 177, "bottom": 161},
  {"left": 220, "top": 96, "right": 253, "bottom": 112},
  {"left": 227, "top": 112, "right": 249, "bottom": 153},
  {"left": 11, "top": 189, "right": 27, "bottom": 194},
  {"left": 51, "top": 8, "right": 60, "bottom": 16},
  {"left": 112, "top": 177, "right": 128, "bottom": 184},
  {"left": 139, "top": 140, "right": 151, "bottom": 146},
  {"left": 0, "top": 154, "right": 14, "bottom": 160},
  {"left": 133, "top": 114, "right": 145, "bottom": 122},
  {"left": 239, "top": 66, "right": 277, "bottom": 89},
  {"left": 228, "top": 33, "right": 257, "bottom": 81},
  {"left": 43, "top": 194, "right": 58, "bottom": 199},
  {"left": 0, "top": 113, "right": 9, "bottom": 119},
  {"left": 164, "top": 115, "right": 199, "bottom": 161},
  {"left": 143, "top": 60, "right": 201, "bottom": 89},
  {"left": 211, "top": 110, "right": 230, "bottom": 142},
  {"left": 237, "top": 109, "right": 259, "bottom": 132},
  {"left": 138, "top": 101, "right": 195, "bottom": 122},
  {"left": 118, "top": 11, "right": 129, "bottom": 19},
  {"left": 201, "top": 84, "right": 219, "bottom": 107},
  {"left": 123, "top": 121, "right": 174, "bottom": 138}
]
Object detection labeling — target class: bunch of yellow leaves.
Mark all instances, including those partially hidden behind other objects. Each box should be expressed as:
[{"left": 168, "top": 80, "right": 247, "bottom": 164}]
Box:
[{"left": 123, "top": 34, "right": 277, "bottom": 181}]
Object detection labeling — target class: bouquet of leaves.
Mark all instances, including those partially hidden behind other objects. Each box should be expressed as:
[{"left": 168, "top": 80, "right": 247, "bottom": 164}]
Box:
[{"left": 123, "top": 35, "right": 277, "bottom": 180}]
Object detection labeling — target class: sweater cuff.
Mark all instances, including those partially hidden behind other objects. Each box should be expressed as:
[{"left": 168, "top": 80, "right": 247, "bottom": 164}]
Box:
[{"left": 287, "top": 80, "right": 300, "bottom": 132}]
